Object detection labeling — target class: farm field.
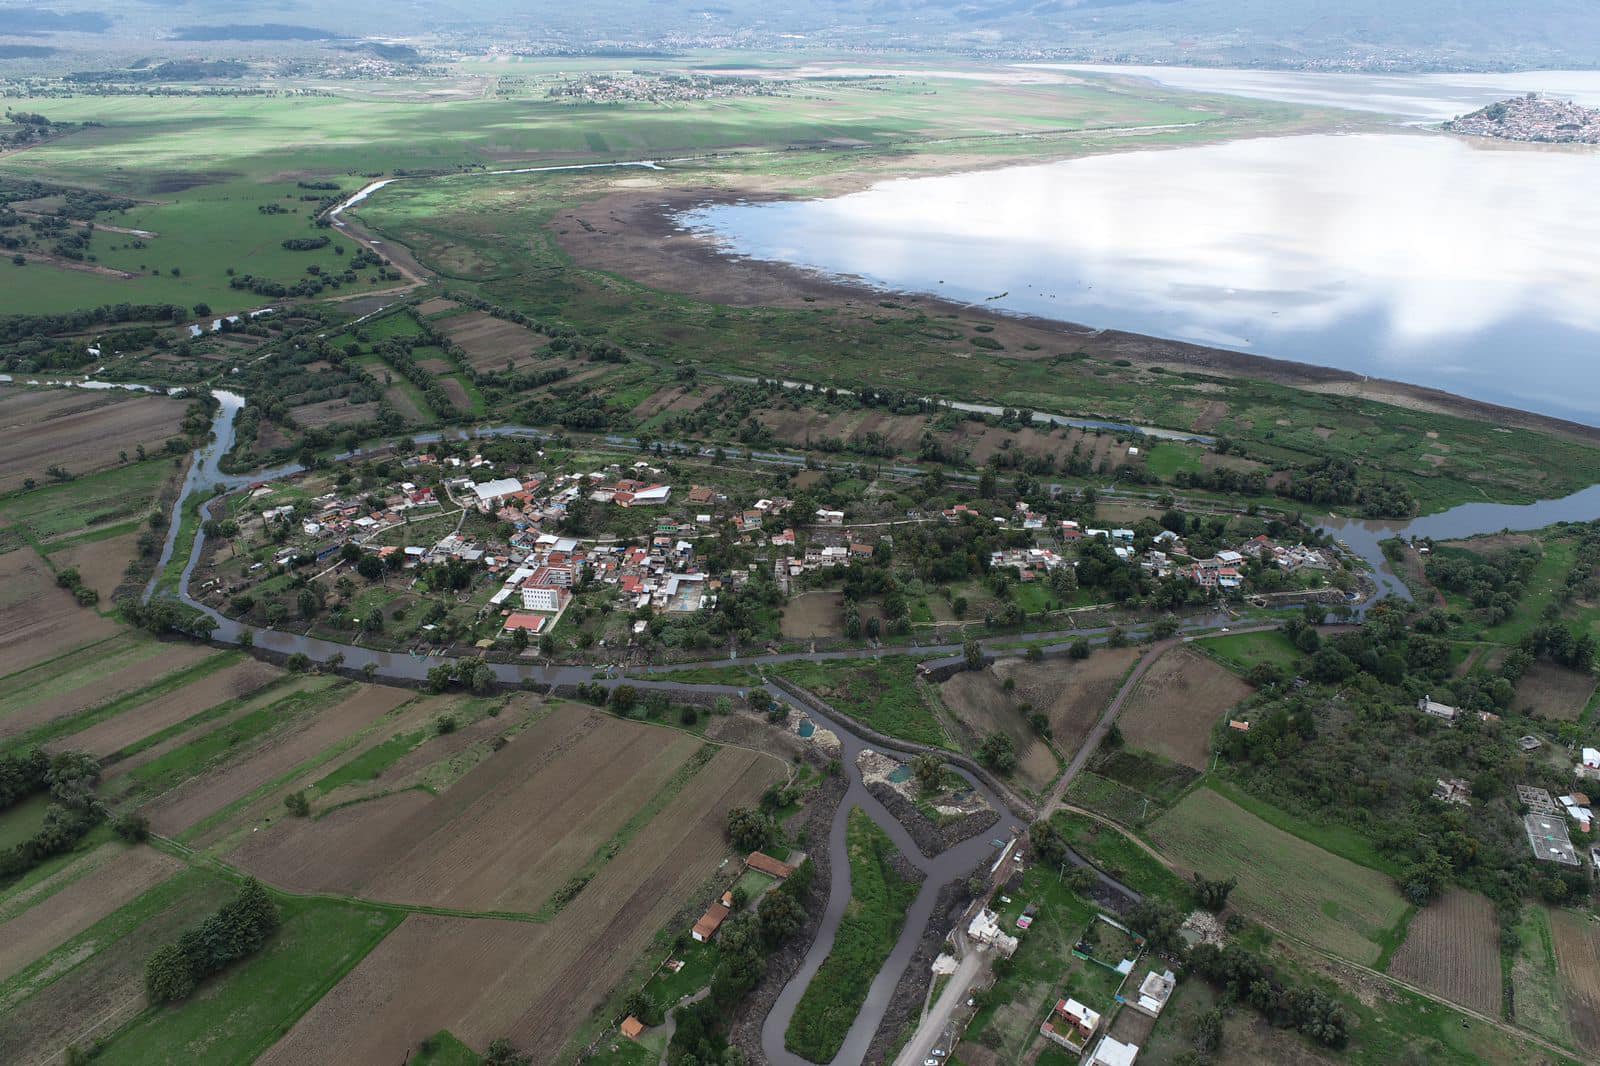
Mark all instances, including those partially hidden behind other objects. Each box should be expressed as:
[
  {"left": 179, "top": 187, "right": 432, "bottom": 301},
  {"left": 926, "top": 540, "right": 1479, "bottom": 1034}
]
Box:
[
  {"left": 1547, "top": 905, "right": 1600, "bottom": 1055},
  {"left": 1116, "top": 647, "right": 1252, "bottom": 769},
  {"left": 46, "top": 528, "right": 144, "bottom": 604},
  {"left": 1512, "top": 660, "right": 1597, "bottom": 721},
  {"left": 1146, "top": 789, "right": 1409, "bottom": 965},
  {"left": 288, "top": 396, "right": 380, "bottom": 429},
  {"left": 138, "top": 682, "right": 414, "bottom": 838},
  {"left": 1386, "top": 888, "right": 1502, "bottom": 1015},
  {"left": 49, "top": 658, "right": 281, "bottom": 758},
  {"left": 229, "top": 703, "right": 712, "bottom": 912},
  {"left": 435, "top": 310, "right": 549, "bottom": 372},
  {"left": 0, "top": 387, "right": 187, "bottom": 492},
  {"left": 0, "top": 633, "right": 214, "bottom": 747},
  {"left": 993, "top": 648, "right": 1139, "bottom": 756},
  {"left": 0, "top": 458, "right": 185, "bottom": 549},
  {"left": 939, "top": 668, "right": 1059, "bottom": 792},
  {"left": 0, "top": 546, "right": 119, "bottom": 678},
  {"left": 256, "top": 738, "right": 782, "bottom": 1062}
]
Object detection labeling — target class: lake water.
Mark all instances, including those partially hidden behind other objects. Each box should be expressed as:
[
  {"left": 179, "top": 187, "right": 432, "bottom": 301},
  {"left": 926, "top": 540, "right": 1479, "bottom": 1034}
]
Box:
[{"left": 682, "top": 73, "right": 1600, "bottom": 425}]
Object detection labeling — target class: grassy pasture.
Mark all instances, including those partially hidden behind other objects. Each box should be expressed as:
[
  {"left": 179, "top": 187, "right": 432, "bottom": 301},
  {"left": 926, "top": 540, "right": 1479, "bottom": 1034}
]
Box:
[
  {"left": 1147, "top": 788, "right": 1410, "bottom": 965},
  {"left": 772, "top": 657, "right": 949, "bottom": 747}
]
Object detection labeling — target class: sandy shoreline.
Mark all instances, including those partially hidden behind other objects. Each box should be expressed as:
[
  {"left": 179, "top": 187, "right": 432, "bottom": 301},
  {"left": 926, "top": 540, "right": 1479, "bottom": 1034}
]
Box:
[{"left": 552, "top": 173, "right": 1600, "bottom": 446}]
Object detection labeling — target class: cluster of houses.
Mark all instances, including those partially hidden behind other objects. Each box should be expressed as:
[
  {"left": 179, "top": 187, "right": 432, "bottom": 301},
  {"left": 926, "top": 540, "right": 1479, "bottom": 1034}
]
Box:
[
  {"left": 1038, "top": 964, "right": 1176, "bottom": 1066},
  {"left": 254, "top": 481, "right": 440, "bottom": 568},
  {"left": 1139, "top": 534, "right": 1332, "bottom": 591}
]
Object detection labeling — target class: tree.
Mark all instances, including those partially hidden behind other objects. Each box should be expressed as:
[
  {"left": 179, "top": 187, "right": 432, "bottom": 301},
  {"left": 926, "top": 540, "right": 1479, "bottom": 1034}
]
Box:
[
  {"left": 285, "top": 652, "right": 310, "bottom": 673},
  {"left": 144, "top": 943, "right": 196, "bottom": 1003},
  {"left": 726, "top": 806, "right": 776, "bottom": 852},
  {"left": 483, "top": 1038, "right": 531, "bottom": 1066},
  {"left": 758, "top": 887, "right": 806, "bottom": 946},
  {"left": 610, "top": 684, "right": 638, "bottom": 715},
  {"left": 1193, "top": 873, "right": 1237, "bottom": 912},
  {"left": 963, "top": 639, "right": 984, "bottom": 672},
  {"left": 283, "top": 790, "right": 310, "bottom": 817},
  {"left": 1069, "top": 638, "right": 1091, "bottom": 660},
  {"left": 911, "top": 752, "right": 945, "bottom": 794},
  {"left": 977, "top": 732, "right": 1017, "bottom": 773}
]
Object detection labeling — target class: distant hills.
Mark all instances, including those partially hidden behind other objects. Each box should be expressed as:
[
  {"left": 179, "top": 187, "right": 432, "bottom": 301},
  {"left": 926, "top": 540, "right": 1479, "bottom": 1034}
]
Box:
[{"left": 5, "top": 0, "right": 1600, "bottom": 70}]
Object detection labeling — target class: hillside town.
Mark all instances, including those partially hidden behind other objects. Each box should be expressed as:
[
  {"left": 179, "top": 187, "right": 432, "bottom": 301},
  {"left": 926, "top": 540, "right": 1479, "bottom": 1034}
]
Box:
[{"left": 1445, "top": 93, "right": 1600, "bottom": 143}]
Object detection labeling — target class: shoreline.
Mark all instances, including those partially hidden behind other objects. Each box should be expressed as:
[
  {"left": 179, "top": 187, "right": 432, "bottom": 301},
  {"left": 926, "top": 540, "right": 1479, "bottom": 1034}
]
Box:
[{"left": 553, "top": 175, "right": 1600, "bottom": 446}]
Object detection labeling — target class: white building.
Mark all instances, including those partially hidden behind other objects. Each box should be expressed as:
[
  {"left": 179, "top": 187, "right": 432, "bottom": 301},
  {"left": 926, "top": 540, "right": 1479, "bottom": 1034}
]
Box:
[
  {"left": 471, "top": 477, "right": 524, "bottom": 509},
  {"left": 1131, "top": 969, "right": 1176, "bottom": 1018},
  {"left": 1089, "top": 1036, "right": 1139, "bottom": 1066},
  {"left": 520, "top": 585, "right": 568, "bottom": 613},
  {"left": 967, "top": 909, "right": 1019, "bottom": 957}
]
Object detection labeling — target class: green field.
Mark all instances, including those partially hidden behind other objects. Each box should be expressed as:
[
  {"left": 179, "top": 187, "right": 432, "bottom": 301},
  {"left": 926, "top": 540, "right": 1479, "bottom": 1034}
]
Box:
[
  {"left": 1146, "top": 788, "right": 1410, "bottom": 965},
  {"left": 785, "top": 809, "right": 919, "bottom": 1063},
  {"left": 1197, "top": 629, "right": 1305, "bottom": 678},
  {"left": 772, "top": 658, "right": 949, "bottom": 747},
  {"left": 95, "top": 890, "right": 399, "bottom": 1064}
]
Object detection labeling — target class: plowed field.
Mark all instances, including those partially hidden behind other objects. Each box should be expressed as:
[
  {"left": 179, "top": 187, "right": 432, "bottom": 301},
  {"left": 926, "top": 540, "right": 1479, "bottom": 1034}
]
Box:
[
  {"left": 257, "top": 743, "right": 782, "bottom": 1063},
  {"left": 1117, "top": 648, "right": 1252, "bottom": 769},
  {"left": 1387, "top": 888, "right": 1502, "bottom": 1015},
  {"left": 0, "top": 546, "right": 119, "bottom": 677},
  {"left": 0, "top": 387, "right": 187, "bottom": 492}
]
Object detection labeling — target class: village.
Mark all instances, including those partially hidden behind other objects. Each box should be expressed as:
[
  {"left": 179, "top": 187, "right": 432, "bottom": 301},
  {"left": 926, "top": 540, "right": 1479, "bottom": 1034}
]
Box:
[{"left": 194, "top": 443, "right": 1355, "bottom": 661}]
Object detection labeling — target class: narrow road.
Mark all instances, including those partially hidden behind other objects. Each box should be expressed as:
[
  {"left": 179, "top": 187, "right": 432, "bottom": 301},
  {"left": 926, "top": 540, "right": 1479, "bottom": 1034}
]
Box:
[
  {"left": 1042, "top": 639, "right": 1175, "bottom": 815},
  {"left": 893, "top": 943, "right": 982, "bottom": 1066}
]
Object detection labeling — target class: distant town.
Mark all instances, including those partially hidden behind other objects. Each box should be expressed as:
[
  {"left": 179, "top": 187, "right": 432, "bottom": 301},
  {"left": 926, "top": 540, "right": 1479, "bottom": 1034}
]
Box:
[{"left": 1445, "top": 93, "right": 1600, "bottom": 144}]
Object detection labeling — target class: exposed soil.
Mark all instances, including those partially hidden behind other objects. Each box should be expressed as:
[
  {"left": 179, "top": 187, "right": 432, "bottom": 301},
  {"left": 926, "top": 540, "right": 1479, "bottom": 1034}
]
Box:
[
  {"left": 1387, "top": 887, "right": 1502, "bottom": 1016},
  {"left": 867, "top": 780, "right": 998, "bottom": 858},
  {"left": 993, "top": 648, "right": 1140, "bottom": 757},
  {"left": 288, "top": 396, "right": 380, "bottom": 429},
  {"left": 48, "top": 530, "right": 141, "bottom": 605},
  {"left": 258, "top": 741, "right": 782, "bottom": 1064},
  {"left": 0, "top": 386, "right": 188, "bottom": 492},
  {"left": 0, "top": 547, "right": 119, "bottom": 677},
  {"left": 436, "top": 311, "right": 549, "bottom": 372},
  {"left": 0, "top": 846, "right": 180, "bottom": 982},
  {"left": 1116, "top": 648, "right": 1253, "bottom": 769},
  {"left": 230, "top": 705, "right": 706, "bottom": 911},
  {"left": 49, "top": 660, "right": 281, "bottom": 758},
  {"left": 1549, "top": 905, "right": 1600, "bottom": 1053},
  {"left": 781, "top": 589, "right": 845, "bottom": 639},
  {"left": 140, "top": 682, "right": 411, "bottom": 835},
  {"left": 0, "top": 640, "right": 212, "bottom": 745},
  {"left": 1513, "top": 660, "right": 1598, "bottom": 722},
  {"left": 938, "top": 670, "right": 1059, "bottom": 792}
]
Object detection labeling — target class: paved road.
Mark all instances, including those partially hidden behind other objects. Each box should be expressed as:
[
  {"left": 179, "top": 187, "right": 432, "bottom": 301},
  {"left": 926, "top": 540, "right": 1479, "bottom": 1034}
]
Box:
[{"left": 893, "top": 939, "right": 982, "bottom": 1066}]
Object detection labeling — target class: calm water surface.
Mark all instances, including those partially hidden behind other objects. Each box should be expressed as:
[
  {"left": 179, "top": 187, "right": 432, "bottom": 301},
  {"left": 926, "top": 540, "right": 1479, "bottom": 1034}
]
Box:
[{"left": 683, "top": 131, "right": 1600, "bottom": 424}]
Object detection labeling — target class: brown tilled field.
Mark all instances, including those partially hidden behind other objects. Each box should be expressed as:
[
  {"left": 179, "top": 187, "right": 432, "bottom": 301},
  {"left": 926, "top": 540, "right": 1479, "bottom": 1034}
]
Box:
[
  {"left": 1117, "top": 649, "right": 1252, "bottom": 769},
  {"left": 994, "top": 648, "right": 1139, "bottom": 756},
  {"left": 257, "top": 744, "right": 782, "bottom": 1064},
  {"left": 1549, "top": 906, "right": 1600, "bottom": 1053},
  {"left": 631, "top": 385, "right": 720, "bottom": 419},
  {"left": 0, "top": 387, "right": 188, "bottom": 492},
  {"left": 288, "top": 397, "right": 379, "bottom": 429},
  {"left": 780, "top": 590, "right": 844, "bottom": 638},
  {"left": 0, "top": 845, "right": 180, "bottom": 982},
  {"left": 416, "top": 297, "right": 461, "bottom": 316},
  {"left": 50, "top": 659, "right": 281, "bottom": 758},
  {"left": 0, "top": 871, "right": 237, "bottom": 1066},
  {"left": 231, "top": 704, "right": 706, "bottom": 912},
  {"left": 1513, "top": 661, "right": 1597, "bottom": 721},
  {"left": 437, "top": 311, "right": 549, "bottom": 372},
  {"left": 939, "top": 670, "right": 1059, "bottom": 792},
  {"left": 436, "top": 376, "right": 472, "bottom": 411},
  {"left": 0, "top": 637, "right": 213, "bottom": 744},
  {"left": 1386, "top": 888, "right": 1502, "bottom": 1015},
  {"left": 140, "top": 683, "right": 412, "bottom": 836},
  {"left": 47, "top": 530, "right": 142, "bottom": 605},
  {"left": 0, "top": 547, "right": 119, "bottom": 677}
]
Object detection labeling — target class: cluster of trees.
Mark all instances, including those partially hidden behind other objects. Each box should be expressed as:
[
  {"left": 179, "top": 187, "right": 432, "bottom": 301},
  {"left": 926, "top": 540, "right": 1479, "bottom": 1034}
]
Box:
[
  {"left": 1186, "top": 943, "right": 1349, "bottom": 1047},
  {"left": 54, "top": 565, "right": 99, "bottom": 607},
  {"left": 0, "top": 749, "right": 101, "bottom": 883},
  {"left": 145, "top": 879, "right": 280, "bottom": 1004},
  {"left": 123, "top": 599, "right": 218, "bottom": 640},
  {"left": 1426, "top": 545, "right": 1537, "bottom": 621},
  {"left": 425, "top": 654, "right": 497, "bottom": 695},
  {"left": 667, "top": 859, "right": 814, "bottom": 1064},
  {"left": 1280, "top": 458, "right": 1415, "bottom": 518},
  {"left": 0, "top": 301, "right": 188, "bottom": 346}
]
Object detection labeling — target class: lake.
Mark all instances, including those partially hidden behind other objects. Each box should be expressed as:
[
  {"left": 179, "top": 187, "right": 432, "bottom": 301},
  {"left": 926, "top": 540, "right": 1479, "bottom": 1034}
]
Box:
[{"left": 682, "top": 73, "right": 1600, "bottom": 425}]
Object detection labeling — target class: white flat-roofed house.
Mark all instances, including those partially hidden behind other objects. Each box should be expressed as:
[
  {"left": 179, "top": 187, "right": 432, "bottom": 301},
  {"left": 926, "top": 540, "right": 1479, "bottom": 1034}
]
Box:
[{"left": 472, "top": 477, "right": 524, "bottom": 510}]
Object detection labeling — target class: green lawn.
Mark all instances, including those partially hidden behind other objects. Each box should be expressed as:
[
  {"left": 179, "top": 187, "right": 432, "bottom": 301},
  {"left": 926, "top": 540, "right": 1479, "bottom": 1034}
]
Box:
[
  {"left": 95, "top": 892, "right": 399, "bottom": 1064},
  {"left": 772, "top": 658, "right": 949, "bottom": 748},
  {"left": 410, "top": 1030, "right": 482, "bottom": 1066},
  {"left": 1197, "top": 629, "right": 1304, "bottom": 678},
  {"left": 1048, "top": 812, "right": 1188, "bottom": 903},
  {"left": 313, "top": 726, "right": 429, "bottom": 793},
  {"left": 785, "top": 809, "right": 920, "bottom": 1063}
]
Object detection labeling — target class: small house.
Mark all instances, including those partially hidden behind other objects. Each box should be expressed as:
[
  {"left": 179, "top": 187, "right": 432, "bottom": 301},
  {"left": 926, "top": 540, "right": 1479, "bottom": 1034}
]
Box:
[
  {"left": 620, "top": 1016, "right": 645, "bottom": 1041},
  {"left": 1130, "top": 968, "right": 1176, "bottom": 1018},
  {"left": 1040, "top": 997, "right": 1100, "bottom": 1053},
  {"left": 746, "top": 852, "right": 796, "bottom": 879},
  {"left": 692, "top": 900, "right": 731, "bottom": 942},
  {"left": 1418, "top": 696, "right": 1459, "bottom": 722},
  {"left": 1089, "top": 1036, "right": 1140, "bottom": 1066}
]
